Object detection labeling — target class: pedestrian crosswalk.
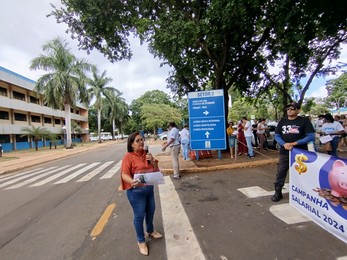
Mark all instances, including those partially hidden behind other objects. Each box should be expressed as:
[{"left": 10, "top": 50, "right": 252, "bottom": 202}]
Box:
[{"left": 0, "top": 161, "right": 121, "bottom": 190}]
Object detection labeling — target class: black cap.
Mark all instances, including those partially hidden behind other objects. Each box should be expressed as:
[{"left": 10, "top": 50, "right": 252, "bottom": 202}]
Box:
[{"left": 286, "top": 102, "right": 300, "bottom": 109}]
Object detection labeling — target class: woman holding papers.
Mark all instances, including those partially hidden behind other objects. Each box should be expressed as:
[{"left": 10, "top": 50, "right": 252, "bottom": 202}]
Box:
[
  {"left": 320, "top": 114, "right": 344, "bottom": 157},
  {"left": 121, "top": 132, "right": 163, "bottom": 256}
]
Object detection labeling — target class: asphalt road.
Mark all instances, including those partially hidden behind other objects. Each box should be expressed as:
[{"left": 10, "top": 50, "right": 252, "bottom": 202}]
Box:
[{"left": 0, "top": 143, "right": 346, "bottom": 260}]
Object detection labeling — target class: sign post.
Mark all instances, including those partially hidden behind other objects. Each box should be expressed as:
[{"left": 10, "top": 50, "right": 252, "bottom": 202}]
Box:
[{"left": 188, "top": 89, "right": 226, "bottom": 159}]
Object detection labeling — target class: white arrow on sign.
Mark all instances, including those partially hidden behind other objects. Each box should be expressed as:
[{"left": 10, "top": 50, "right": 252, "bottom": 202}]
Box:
[
  {"left": 203, "top": 110, "right": 209, "bottom": 116},
  {"left": 205, "top": 131, "right": 210, "bottom": 138}
]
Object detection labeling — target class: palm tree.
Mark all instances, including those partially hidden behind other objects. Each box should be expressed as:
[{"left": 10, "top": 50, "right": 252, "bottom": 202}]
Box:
[
  {"left": 21, "top": 126, "right": 50, "bottom": 151},
  {"left": 88, "top": 68, "right": 114, "bottom": 143},
  {"left": 103, "top": 89, "right": 129, "bottom": 139},
  {"left": 47, "top": 132, "right": 59, "bottom": 149},
  {"left": 30, "top": 37, "right": 93, "bottom": 149}
]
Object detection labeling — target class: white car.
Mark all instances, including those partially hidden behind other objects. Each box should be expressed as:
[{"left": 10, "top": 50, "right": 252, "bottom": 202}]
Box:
[
  {"left": 158, "top": 132, "right": 168, "bottom": 140},
  {"left": 89, "top": 136, "right": 99, "bottom": 142}
]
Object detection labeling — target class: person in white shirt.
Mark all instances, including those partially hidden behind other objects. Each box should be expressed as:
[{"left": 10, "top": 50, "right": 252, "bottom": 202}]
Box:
[
  {"left": 180, "top": 124, "right": 190, "bottom": 160},
  {"left": 242, "top": 117, "right": 254, "bottom": 158},
  {"left": 256, "top": 118, "right": 267, "bottom": 150},
  {"left": 320, "top": 114, "right": 344, "bottom": 157},
  {"left": 162, "top": 122, "right": 181, "bottom": 179}
]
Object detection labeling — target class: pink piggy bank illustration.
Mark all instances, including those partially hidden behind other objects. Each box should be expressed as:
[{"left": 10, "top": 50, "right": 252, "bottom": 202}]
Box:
[{"left": 328, "top": 160, "right": 347, "bottom": 198}]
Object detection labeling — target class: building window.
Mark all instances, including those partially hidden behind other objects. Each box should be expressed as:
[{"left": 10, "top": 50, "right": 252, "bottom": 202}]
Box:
[
  {"left": 13, "top": 91, "right": 26, "bottom": 101},
  {"left": 30, "top": 96, "right": 39, "bottom": 104},
  {"left": 14, "top": 113, "right": 27, "bottom": 122},
  {"left": 31, "top": 115, "right": 41, "bottom": 123},
  {"left": 54, "top": 118, "right": 61, "bottom": 125},
  {"left": 0, "top": 111, "right": 9, "bottom": 120},
  {"left": 76, "top": 110, "right": 80, "bottom": 115},
  {"left": 0, "top": 134, "right": 10, "bottom": 143},
  {"left": 44, "top": 117, "right": 52, "bottom": 124},
  {"left": 16, "top": 135, "right": 28, "bottom": 142},
  {"left": 0, "top": 86, "right": 8, "bottom": 97}
]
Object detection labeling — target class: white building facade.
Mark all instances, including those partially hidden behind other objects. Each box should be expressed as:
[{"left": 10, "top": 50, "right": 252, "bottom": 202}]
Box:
[{"left": 0, "top": 66, "right": 89, "bottom": 152}]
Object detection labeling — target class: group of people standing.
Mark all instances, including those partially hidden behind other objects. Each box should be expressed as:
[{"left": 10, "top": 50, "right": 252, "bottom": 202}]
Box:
[
  {"left": 118, "top": 102, "right": 347, "bottom": 256},
  {"left": 227, "top": 117, "right": 270, "bottom": 159}
]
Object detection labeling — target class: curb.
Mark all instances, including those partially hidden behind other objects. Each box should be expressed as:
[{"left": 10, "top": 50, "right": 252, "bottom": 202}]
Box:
[{"left": 160, "top": 158, "right": 278, "bottom": 175}]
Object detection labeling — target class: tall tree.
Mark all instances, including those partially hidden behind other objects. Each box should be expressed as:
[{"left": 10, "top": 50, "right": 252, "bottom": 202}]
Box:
[
  {"left": 129, "top": 90, "right": 175, "bottom": 128},
  {"left": 88, "top": 68, "right": 114, "bottom": 143},
  {"left": 103, "top": 88, "right": 129, "bottom": 139},
  {"left": 30, "top": 37, "right": 92, "bottom": 148},
  {"left": 140, "top": 103, "right": 182, "bottom": 134}
]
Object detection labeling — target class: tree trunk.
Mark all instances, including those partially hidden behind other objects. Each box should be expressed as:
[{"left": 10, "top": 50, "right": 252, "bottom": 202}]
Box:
[
  {"left": 64, "top": 103, "right": 73, "bottom": 149},
  {"left": 97, "top": 108, "right": 102, "bottom": 143},
  {"left": 112, "top": 118, "right": 116, "bottom": 140}
]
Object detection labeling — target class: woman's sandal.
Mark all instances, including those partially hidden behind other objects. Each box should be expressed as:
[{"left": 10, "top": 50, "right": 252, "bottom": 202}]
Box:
[
  {"left": 148, "top": 231, "right": 163, "bottom": 239},
  {"left": 138, "top": 242, "right": 148, "bottom": 255}
]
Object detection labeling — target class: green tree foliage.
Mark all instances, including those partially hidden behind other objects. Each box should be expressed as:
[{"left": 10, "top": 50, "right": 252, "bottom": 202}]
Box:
[
  {"left": 30, "top": 37, "right": 93, "bottom": 149},
  {"left": 88, "top": 107, "right": 97, "bottom": 133},
  {"left": 51, "top": 1, "right": 347, "bottom": 119},
  {"left": 88, "top": 68, "right": 114, "bottom": 142},
  {"left": 325, "top": 72, "right": 347, "bottom": 109},
  {"left": 103, "top": 89, "right": 129, "bottom": 138},
  {"left": 141, "top": 103, "right": 182, "bottom": 134},
  {"left": 129, "top": 90, "right": 175, "bottom": 128},
  {"left": 21, "top": 126, "right": 50, "bottom": 151}
]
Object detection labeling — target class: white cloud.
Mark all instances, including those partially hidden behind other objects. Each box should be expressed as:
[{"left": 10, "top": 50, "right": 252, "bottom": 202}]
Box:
[
  {"left": 0, "top": 0, "right": 171, "bottom": 104},
  {"left": 308, "top": 85, "right": 328, "bottom": 98}
]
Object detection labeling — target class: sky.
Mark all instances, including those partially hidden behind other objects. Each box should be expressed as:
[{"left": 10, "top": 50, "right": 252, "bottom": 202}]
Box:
[
  {"left": 0, "top": 0, "right": 346, "bottom": 104},
  {"left": 0, "top": 0, "right": 172, "bottom": 104}
]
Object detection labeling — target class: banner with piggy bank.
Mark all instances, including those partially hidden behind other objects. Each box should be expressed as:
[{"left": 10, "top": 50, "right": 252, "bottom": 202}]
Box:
[{"left": 289, "top": 148, "right": 347, "bottom": 243}]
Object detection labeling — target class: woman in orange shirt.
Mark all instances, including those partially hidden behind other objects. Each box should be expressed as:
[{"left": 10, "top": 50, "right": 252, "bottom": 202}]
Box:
[{"left": 121, "top": 132, "right": 163, "bottom": 256}]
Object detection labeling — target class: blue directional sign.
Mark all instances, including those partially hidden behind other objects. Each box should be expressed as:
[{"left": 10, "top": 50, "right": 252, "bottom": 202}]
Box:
[{"left": 188, "top": 89, "right": 226, "bottom": 150}]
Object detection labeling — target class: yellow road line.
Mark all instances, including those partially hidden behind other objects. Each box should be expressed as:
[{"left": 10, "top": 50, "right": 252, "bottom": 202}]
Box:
[{"left": 90, "top": 203, "right": 116, "bottom": 237}]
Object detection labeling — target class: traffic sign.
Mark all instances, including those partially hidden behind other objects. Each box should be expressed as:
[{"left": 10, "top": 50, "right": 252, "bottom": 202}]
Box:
[{"left": 188, "top": 89, "right": 226, "bottom": 150}]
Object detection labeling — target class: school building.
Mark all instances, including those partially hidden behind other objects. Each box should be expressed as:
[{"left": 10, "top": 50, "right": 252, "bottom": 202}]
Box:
[{"left": 0, "top": 66, "right": 89, "bottom": 152}]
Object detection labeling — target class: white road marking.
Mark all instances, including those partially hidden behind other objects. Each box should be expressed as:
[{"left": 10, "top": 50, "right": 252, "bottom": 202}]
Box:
[
  {"left": 54, "top": 162, "right": 101, "bottom": 184},
  {"left": 77, "top": 161, "right": 114, "bottom": 182},
  {"left": 5, "top": 165, "right": 70, "bottom": 190},
  {"left": 0, "top": 167, "right": 57, "bottom": 188},
  {"left": 269, "top": 204, "right": 310, "bottom": 224},
  {"left": 0, "top": 168, "right": 43, "bottom": 180},
  {"left": 30, "top": 163, "right": 86, "bottom": 187},
  {"left": 158, "top": 176, "right": 206, "bottom": 260},
  {"left": 237, "top": 183, "right": 289, "bottom": 198},
  {"left": 100, "top": 160, "right": 121, "bottom": 179}
]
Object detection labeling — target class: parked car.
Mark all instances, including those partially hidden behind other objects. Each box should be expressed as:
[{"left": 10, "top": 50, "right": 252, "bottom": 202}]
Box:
[
  {"left": 158, "top": 131, "right": 168, "bottom": 140},
  {"left": 264, "top": 123, "right": 280, "bottom": 150},
  {"left": 89, "top": 136, "right": 99, "bottom": 142}
]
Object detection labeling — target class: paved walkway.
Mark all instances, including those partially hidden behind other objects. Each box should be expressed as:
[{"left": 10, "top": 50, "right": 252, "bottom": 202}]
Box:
[{"left": 1, "top": 139, "right": 346, "bottom": 176}]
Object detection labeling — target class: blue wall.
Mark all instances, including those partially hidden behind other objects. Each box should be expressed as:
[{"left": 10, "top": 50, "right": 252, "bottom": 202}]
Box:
[{"left": 1, "top": 139, "right": 81, "bottom": 153}]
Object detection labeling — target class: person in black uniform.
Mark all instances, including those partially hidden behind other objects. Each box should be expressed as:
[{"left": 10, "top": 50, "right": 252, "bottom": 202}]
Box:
[{"left": 272, "top": 102, "right": 315, "bottom": 202}]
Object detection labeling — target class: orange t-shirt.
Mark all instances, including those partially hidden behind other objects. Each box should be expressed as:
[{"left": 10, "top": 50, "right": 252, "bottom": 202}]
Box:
[{"left": 121, "top": 151, "right": 159, "bottom": 190}]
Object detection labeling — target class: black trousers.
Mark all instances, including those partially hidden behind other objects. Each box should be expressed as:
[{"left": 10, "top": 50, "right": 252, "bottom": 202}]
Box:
[{"left": 274, "top": 152, "right": 289, "bottom": 187}]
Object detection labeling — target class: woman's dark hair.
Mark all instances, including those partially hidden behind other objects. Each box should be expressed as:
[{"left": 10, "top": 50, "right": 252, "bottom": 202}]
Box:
[
  {"left": 127, "top": 132, "right": 140, "bottom": 152},
  {"left": 168, "top": 122, "right": 176, "bottom": 128},
  {"left": 324, "top": 114, "right": 334, "bottom": 123}
]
